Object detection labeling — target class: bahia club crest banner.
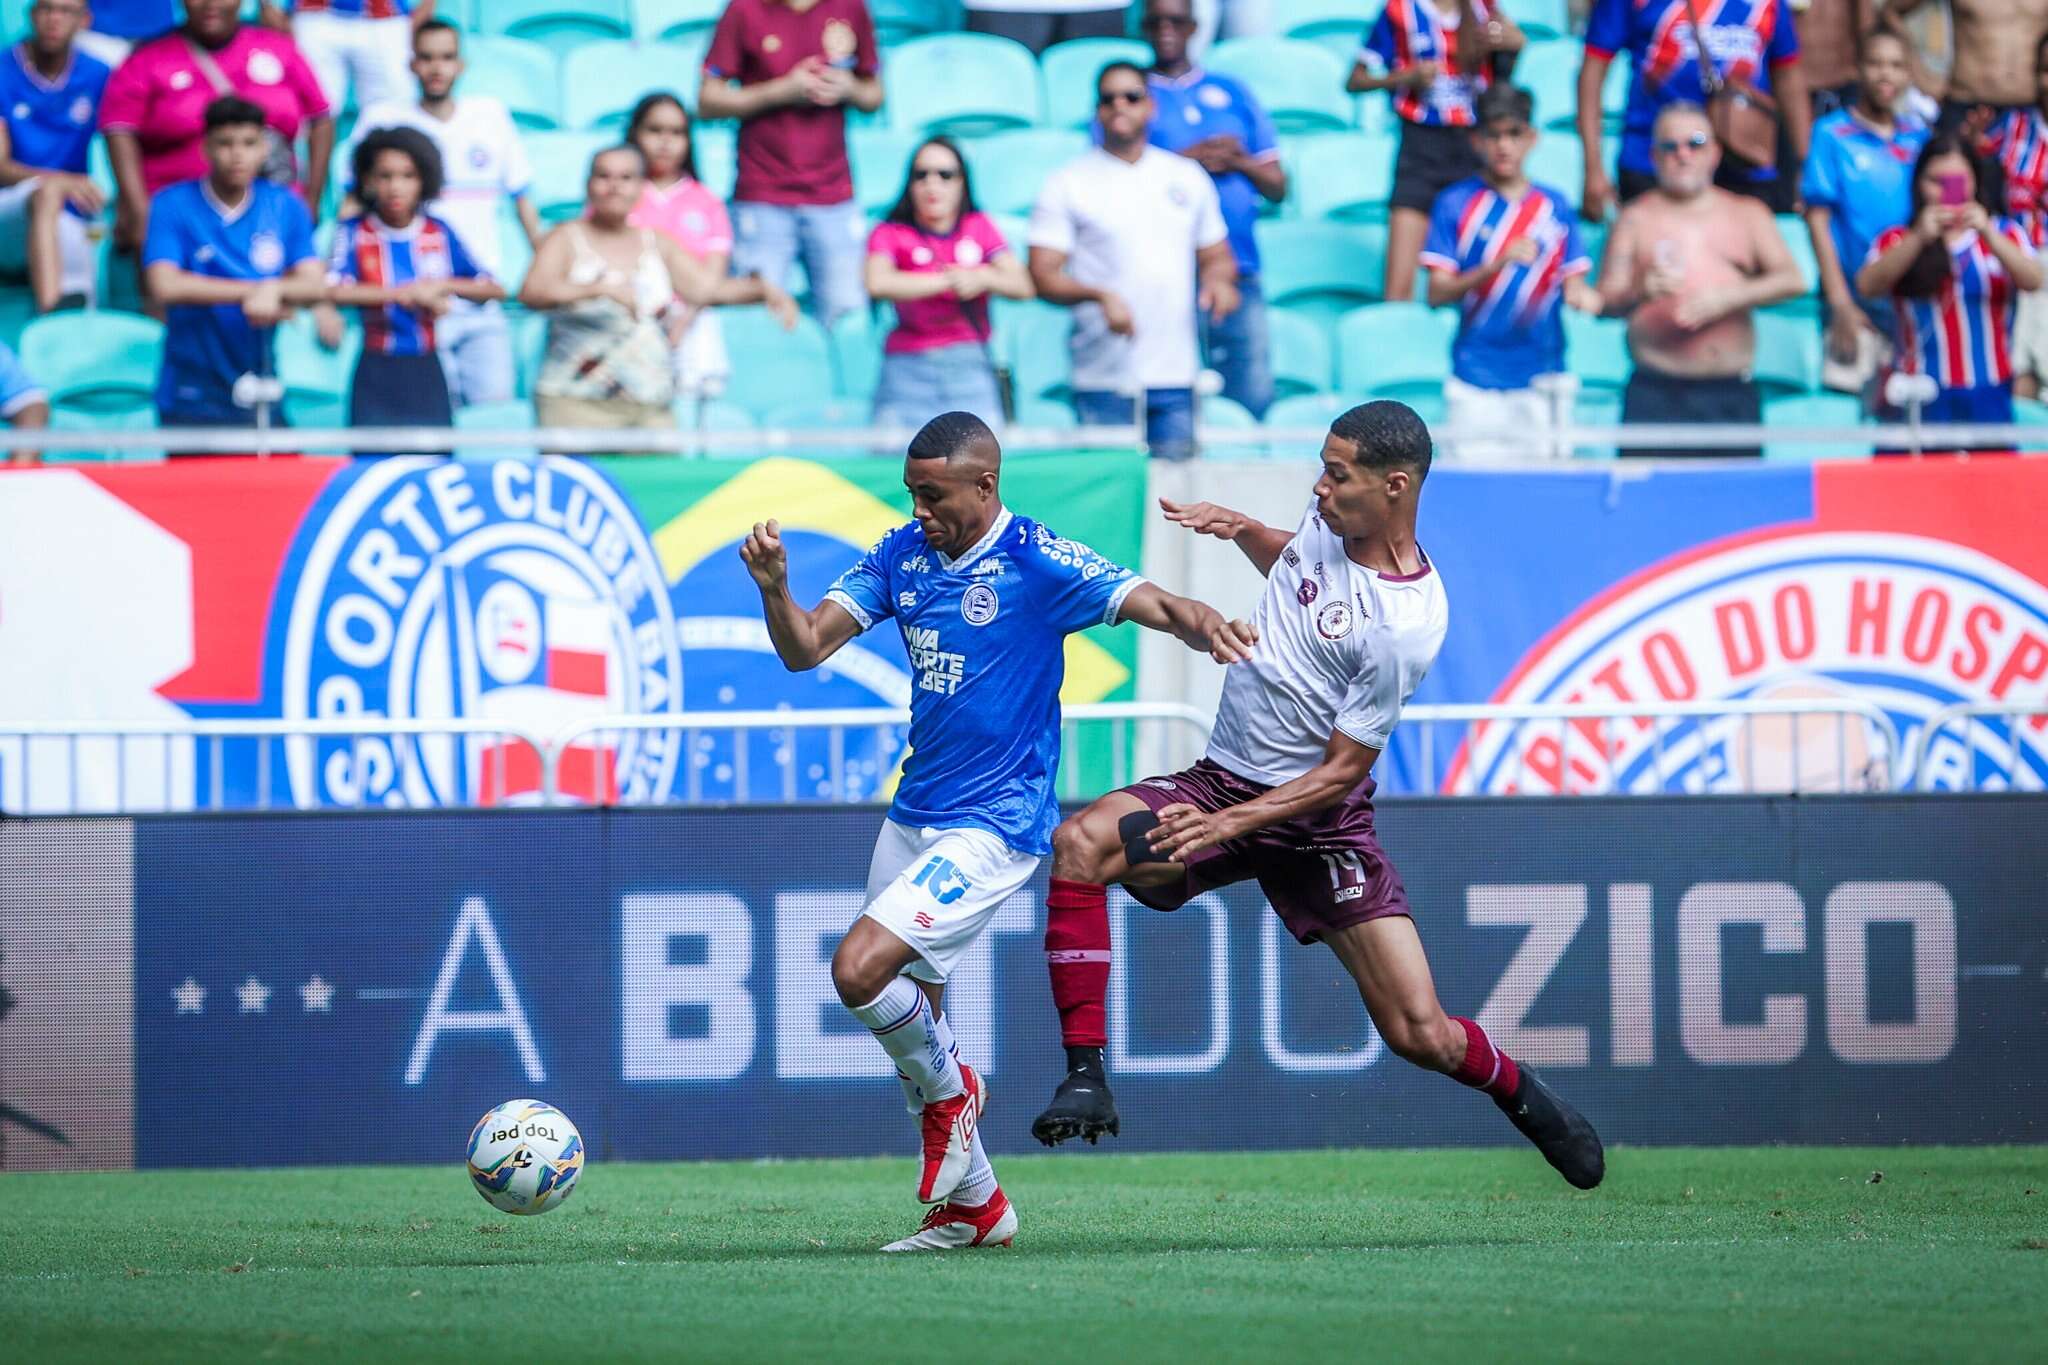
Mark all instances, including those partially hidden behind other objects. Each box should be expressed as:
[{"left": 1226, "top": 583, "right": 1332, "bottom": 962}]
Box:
[{"left": 0, "top": 452, "right": 1148, "bottom": 812}]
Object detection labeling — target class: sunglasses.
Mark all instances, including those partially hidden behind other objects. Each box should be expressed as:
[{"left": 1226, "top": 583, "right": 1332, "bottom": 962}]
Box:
[
  {"left": 1099, "top": 90, "right": 1148, "bottom": 106},
  {"left": 1653, "top": 132, "right": 1713, "bottom": 155},
  {"left": 912, "top": 167, "right": 959, "bottom": 182}
]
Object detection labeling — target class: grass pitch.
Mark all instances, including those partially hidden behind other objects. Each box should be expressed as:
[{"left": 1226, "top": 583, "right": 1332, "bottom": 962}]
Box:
[{"left": 4, "top": 1146, "right": 2045, "bottom": 1363}]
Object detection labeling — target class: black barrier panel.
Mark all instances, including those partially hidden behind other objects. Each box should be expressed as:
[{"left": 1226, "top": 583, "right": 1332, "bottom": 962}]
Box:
[{"left": 0, "top": 797, "right": 2043, "bottom": 1169}]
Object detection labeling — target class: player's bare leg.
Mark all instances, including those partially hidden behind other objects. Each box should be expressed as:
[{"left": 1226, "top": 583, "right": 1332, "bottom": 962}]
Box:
[
  {"left": 833, "top": 917, "right": 995, "bottom": 1213},
  {"left": 1033, "top": 791, "right": 1182, "bottom": 1146},
  {"left": 1323, "top": 917, "right": 1605, "bottom": 1189}
]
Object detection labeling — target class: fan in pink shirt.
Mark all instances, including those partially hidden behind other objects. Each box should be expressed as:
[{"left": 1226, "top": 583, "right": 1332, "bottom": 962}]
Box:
[
  {"left": 99, "top": 0, "right": 332, "bottom": 254},
  {"left": 864, "top": 136, "right": 1032, "bottom": 429}
]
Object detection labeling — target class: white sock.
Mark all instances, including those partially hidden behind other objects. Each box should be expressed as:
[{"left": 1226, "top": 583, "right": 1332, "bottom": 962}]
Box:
[
  {"left": 953, "top": 1129, "right": 998, "bottom": 1208},
  {"left": 849, "top": 977, "right": 964, "bottom": 1104}
]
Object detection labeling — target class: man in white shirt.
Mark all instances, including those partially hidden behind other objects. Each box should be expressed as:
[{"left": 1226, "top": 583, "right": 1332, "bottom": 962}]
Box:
[
  {"left": 336, "top": 18, "right": 542, "bottom": 406},
  {"left": 1028, "top": 59, "right": 1239, "bottom": 461},
  {"left": 1028, "top": 400, "right": 1607, "bottom": 1193}
]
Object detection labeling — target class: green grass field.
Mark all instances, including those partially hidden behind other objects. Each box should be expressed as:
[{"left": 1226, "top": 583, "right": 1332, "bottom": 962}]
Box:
[{"left": 5, "top": 1146, "right": 2046, "bottom": 1363}]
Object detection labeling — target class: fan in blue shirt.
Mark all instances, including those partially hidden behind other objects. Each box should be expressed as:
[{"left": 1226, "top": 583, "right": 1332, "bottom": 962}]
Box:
[
  {"left": 0, "top": 0, "right": 112, "bottom": 310},
  {"left": 143, "top": 95, "right": 323, "bottom": 426}
]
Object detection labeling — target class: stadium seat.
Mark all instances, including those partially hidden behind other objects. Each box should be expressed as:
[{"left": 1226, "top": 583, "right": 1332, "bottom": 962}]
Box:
[
  {"left": 513, "top": 310, "right": 549, "bottom": 398},
  {"left": 275, "top": 317, "right": 361, "bottom": 428},
  {"left": 1267, "top": 305, "right": 1334, "bottom": 397},
  {"left": 459, "top": 36, "right": 562, "bottom": 132},
  {"left": 2015, "top": 396, "right": 2048, "bottom": 424},
  {"left": 1200, "top": 394, "right": 1259, "bottom": 427},
  {"left": 1514, "top": 39, "right": 1581, "bottom": 131},
  {"left": 850, "top": 127, "right": 919, "bottom": 216},
  {"left": 886, "top": 35, "right": 1044, "bottom": 136},
  {"left": 1572, "top": 386, "right": 1622, "bottom": 459},
  {"left": 963, "top": 128, "right": 1089, "bottom": 216},
  {"left": 1011, "top": 394, "right": 1077, "bottom": 427},
  {"left": 829, "top": 307, "right": 887, "bottom": 399},
  {"left": 1039, "top": 38, "right": 1152, "bottom": 130},
  {"left": 674, "top": 395, "right": 760, "bottom": 432},
  {"left": 1257, "top": 221, "right": 1386, "bottom": 328},
  {"left": 524, "top": 131, "right": 612, "bottom": 223},
  {"left": 1272, "top": 0, "right": 1373, "bottom": 67},
  {"left": 1563, "top": 310, "right": 1630, "bottom": 393},
  {"left": 1004, "top": 305, "right": 1073, "bottom": 409},
  {"left": 1208, "top": 38, "right": 1355, "bottom": 134},
  {"left": 479, "top": 0, "right": 630, "bottom": 49},
  {"left": 1754, "top": 313, "right": 1822, "bottom": 396},
  {"left": 870, "top": 0, "right": 962, "bottom": 47},
  {"left": 1763, "top": 393, "right": 1871, "bottom": 460},
  {"left": 453, "top": 400, "right": 540, "bottom": 462},
  {"left": 635, "top": 0, "right": 724, "bottom": 42},
  {"left": 48, "top": 405, "right": 162, "bottom": 463},
  {"left": 1289, "top": 131, "right": 1395, "bottom": 222},
  {"left": 1263, "top": 391, "right": 1359, "bottom": 430},
  {"left": 778, "top": 396, "right": 884, "bottom": 428},
  {"left": 985, "top": 212, "right": 1031, "bottom": 261},
  {"left": 1771, "top": 214, "right": 1822, "bottom": 318},
  {"left": 1501, "top": 0, "right": 1571, "bottom": 41},
  {"left": 561, "top": 41, "right": 704, "bottom": 132},
  {"left": 20, "top": 310, "right": 161, "bottom": 414},
  {"left": 1335, "top": 301, "right": 1455, "bottom": 398},
  {"left": 1524, "top": 135, "right": 1585, "bottom": 209},
  {"left": 717, "top": 305, "right": 835, "bottom": 420},
  {"left": 692, "top": 124, "right": 738, "bottom": 201}
]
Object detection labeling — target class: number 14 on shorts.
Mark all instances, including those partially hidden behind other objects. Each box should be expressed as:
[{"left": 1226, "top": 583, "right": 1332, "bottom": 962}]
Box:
[
  {"left": 912, "top": 856, "right": 973, "bottom": 904},
  {"left": 1322, "top": 851, "right": 1367, "bottom": 902}
]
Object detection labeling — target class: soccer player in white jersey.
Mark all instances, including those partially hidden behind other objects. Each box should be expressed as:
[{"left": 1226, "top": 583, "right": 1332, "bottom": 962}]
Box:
[
  {"left": 739, "top": 412, "right": 1256, "bottom": 1251},
  {"left": 1030, "top": 400, "right": 1605, "bottom": 1190}
]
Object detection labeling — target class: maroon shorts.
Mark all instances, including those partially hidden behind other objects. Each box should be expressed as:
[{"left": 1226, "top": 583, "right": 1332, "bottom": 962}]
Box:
[{"left": 1115, "top": 758, "right": 1412, "bottom": 944}]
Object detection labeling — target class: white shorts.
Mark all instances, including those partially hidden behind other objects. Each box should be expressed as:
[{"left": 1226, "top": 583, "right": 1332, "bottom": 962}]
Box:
[
  {"left": 2010, "top": 285, "right": 2048, "bottom": 385},
  {"left": 0, "top": 180, "right": 94, "bottom": 299},
  {"left": 862, "top": 819, "right": 1040, "bottom": 983},
  {"left": 1443, "top": 372, "right": 1574, "bottom": 461}
]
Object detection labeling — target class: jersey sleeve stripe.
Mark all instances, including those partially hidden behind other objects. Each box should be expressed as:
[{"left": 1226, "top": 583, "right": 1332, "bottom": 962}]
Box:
[
  {"left": 824, "top": 589, "right": 874, "bottom": 632},
  {"left": 1103, "top": 574, "right": 1148, "bottom": 627}
]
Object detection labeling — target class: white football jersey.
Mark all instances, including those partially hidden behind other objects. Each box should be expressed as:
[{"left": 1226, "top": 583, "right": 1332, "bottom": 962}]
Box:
[{"left": 1206, "top": 501, "right": 1449, "bottom": 786}]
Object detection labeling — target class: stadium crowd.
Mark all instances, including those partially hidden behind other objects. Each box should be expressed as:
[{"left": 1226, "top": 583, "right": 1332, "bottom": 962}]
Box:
[{"left": 0, "top": 0, "right": 2044, "bottom": 464}]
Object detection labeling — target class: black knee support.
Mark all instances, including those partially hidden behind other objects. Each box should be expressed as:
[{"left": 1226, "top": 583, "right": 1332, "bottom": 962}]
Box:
[{"left": 1119, "top": 810, "right": 1173, "bottom": 866}]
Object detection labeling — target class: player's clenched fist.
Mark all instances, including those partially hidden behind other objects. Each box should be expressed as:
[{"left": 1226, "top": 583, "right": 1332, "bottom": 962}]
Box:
[
  {"left": 1159, "top": 497, "right": 1247, "bottom": 541},
  {"left": 739, "top": 519, "right": 788, "bottom": 591},
  {"left": 1208, "top": 617, "right": 1259, "bottom": 665}
]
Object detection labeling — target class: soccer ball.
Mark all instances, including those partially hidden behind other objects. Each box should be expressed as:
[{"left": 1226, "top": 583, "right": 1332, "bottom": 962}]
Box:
[{"left": 467, "top": 1099, "right": 585, "bottom": 1215}]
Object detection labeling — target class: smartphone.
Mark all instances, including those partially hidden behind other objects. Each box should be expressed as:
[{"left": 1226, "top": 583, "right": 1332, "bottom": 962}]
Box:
[{"left": 1939, "top": 172, "right": 1970, "bottom": 207}]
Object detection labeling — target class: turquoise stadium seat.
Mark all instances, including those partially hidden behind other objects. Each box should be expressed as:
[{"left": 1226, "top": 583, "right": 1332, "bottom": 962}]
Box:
[
  {"left": 1039, "top": 38, "right": 1152, "bottom": 130},
  {"left": 1523, "top": 134, "right": 1585, "bottom": 209},
  {"left": 1289, "top": 131, "right": 1395, "bottom": 221},
  {"left": 693, "top": 125, "right": 738, "bottom": 200},
  {"left": 963, "top": 128, "right": 1088, "bottom": 216},
  {"left": 1208, "top": 38, "right": 1354, "bottom": 134},
  {"left": 1202, "top": 395, "right": 1260, "bottom": 427},
  {"left": 561, "top": 41, "right": 702, "bottom": 132},
  {"left": 1500, "top": 0, "right": 1571, "bottom": 41},
  {"left": 524, "top": 131, "right": 611, "bottom": 222},
  {"left": 1257, "top": 220, "right": 1386, "bottom": 327},
  {"left": 1273, "top": 0, "right": 1372, "bottom": 65},
  {"left": 985, "top": 212, "right": 1030, "bottom": 260},
  {"left": 1763, "top": 392, "right": 1871, "bottom": 460},
  {"left": 48, "top": 406, "right": 162, "bottom": 464},
  {"left": 778, "top": 396, "right": 882, "bottom": 428},
  {"left": 673, "top": 396, "right": 760, "bottom": 434},
  {"left": 850, "top": 127, "right": 919, "bottom": 215},
  {"left": 1005, "top": 305, "right": 1073, "bottom": 408},
  {"left": 276, "top": 317, "right": 362, "bottom": 428},
  {"left": 20, "top": 310, "right": 161, "bottom": 413},
  {"left": 887, "top": 35, "right": 1043, "bottom": 136},
  {"left": 1771, "top": 213, "right": 1821, "bottom": 317},
  {"left": 1335, "top": 301, "right": 1455, "bottom": 398},
  {"left": 1267, "top": 306, "right": 1334, "bottom": 397},
  {"left": 830, "top": 307, "right": 887, "bottom": 399},
  {"left": 1564, "top": 311, "right": 1630, "bottom": 392},
  {"left": 459, "top": 36, "right": 561, "bottom": 131},
  {"left": 1265, "top": 391, "right": 1359, "bottom": 427},
  {"left": 480, "top": 0, "right": 630, "bottom": 48},
  {"left": 635, "top": 0, "right": 725, "bottom": 42},
  {"left": 871, "top": 0, "right": 962, "bottom": 46},
  {"left": 717, "top": 305, "right": 834, "bottom": 420},
  {"left": 454, "top": 400, "right": 541, "bottom": 461},
  {"left": 1755, "top": 313, "right": 1822, "bottom": 396},
  {"left": 1013, "top": 395, "right": 1077, "bottom": 426},
  {"left": 1514, "top": 38, "right": 1580, "bottom": 131},
  {"left": 1573, "top": 386, "right": 1622, "bottom": 459},
  {"left": 514, "top": 311, "right": 549, "bottom": 398}
]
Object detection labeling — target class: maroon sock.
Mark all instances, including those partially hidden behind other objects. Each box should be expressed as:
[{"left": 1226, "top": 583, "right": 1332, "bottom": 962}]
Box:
[
  {"left": 1045, "top": 878, "right": 1110, "bottom": 1048},
  {"left": 1450, "top": 1016, "right": 1522, "bottom": 1100}
]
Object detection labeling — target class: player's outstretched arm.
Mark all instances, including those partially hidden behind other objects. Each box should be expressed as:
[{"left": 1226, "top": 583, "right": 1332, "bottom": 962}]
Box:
[
  {"left": 1148, "top": 731, "right": 1379, "bottom": 861},
  {"left": 1159, "top": 497, "right": 1293, "bottom": 577},
  {"left": 739, "top": 519, "right": 861, "bottom": 672},
  {"left": 1114, "top": 582, "right": 1259, "bottom": 664}
]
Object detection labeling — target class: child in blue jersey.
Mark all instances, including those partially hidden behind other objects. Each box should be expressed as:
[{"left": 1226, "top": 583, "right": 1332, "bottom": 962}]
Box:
[
  {"left": 1422, "top": 85, "right": 1600, "bottom": 459},
  {"left": 325, "top": 125, "right": 501, "bottom": 443},
  {"left": 143, "top": 95, "right": 324, "bottom": 429},
  {"left": 738, "top": 411, "right": 1254, "bottom": 1253}
]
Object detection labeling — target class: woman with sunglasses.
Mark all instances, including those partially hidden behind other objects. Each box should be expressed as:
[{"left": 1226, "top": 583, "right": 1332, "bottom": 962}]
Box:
[{"left": 864, "top": 137, "right": 1031, "bottom": 430}]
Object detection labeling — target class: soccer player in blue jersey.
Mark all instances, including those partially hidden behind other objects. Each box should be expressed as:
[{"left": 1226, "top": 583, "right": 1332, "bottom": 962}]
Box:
[
  {"left": 739, "top": 411, "right": 1255, "bottom": 1252},
  {"left": 144, "top": 95, "right": 325, "bottom": 428}
]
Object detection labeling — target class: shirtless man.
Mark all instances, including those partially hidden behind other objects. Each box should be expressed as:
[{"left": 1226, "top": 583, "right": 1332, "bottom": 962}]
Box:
[
  {"left": 1880, "top": 0, "right": 2048, "bottom": 118},
  {"left": 1798, "top": 0, "right": 1878, "bottom": 113},
  {"left": 1594, "top": 103, "right": 1807, "bottom": 457}
]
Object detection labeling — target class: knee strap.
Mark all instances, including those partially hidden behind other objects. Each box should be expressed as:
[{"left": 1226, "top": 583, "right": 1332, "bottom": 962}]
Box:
[{"left": 1119, "top": 809, "right": 1174, "bottom": 866}]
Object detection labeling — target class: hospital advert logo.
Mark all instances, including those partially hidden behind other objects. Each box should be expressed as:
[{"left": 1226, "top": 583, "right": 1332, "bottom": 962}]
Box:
[{"left": 277, "top": 458, "right": 685, "bottom": 808}]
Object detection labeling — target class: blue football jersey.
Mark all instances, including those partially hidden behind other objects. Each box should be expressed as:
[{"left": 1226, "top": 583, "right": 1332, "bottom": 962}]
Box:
[{"left": 824, "top": 507, "right": 1145, "bottom": 856}]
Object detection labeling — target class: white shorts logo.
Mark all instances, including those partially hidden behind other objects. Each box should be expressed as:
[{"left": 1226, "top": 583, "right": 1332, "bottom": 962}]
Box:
[{"left": 961, "top": 583, "right": 999, "bottom": 626}]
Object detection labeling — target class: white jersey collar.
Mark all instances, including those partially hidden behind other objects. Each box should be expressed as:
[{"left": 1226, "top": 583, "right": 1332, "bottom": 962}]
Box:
[{"left": 938, "top": 505, "right": 1013, "bottom": 573}]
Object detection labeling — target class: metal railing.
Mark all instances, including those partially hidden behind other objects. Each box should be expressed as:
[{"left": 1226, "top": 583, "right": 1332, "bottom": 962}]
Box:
[{"left": 1907, "top": 702, "right": 2048, "bottom": 792}]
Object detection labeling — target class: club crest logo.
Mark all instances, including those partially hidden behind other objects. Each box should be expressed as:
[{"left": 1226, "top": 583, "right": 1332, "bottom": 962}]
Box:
[
  {"left": 1316, "top": 601, "right": 1352, "bottom": 639},
  {"left": 961, "top": 582, "right": 1000, "bottom": 626},
  {"left": 277, "top": 458, "right": 684, "bottom": 808},
  {"left": 1446, "top": 531, "right": 2048, "bottom": 796}
]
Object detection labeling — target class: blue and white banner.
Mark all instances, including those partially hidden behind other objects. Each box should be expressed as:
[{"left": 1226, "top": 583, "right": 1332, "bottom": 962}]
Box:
[{"left": 2, "top": 798, "right": 2044, "bottom": 1169}]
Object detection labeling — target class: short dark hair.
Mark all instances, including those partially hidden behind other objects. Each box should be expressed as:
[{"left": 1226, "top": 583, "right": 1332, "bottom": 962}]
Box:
[
  {"left": 1329, "top": 401, "right": 1432, "bottom": 482},
  {"left": 351, "top": 125, "right": 445, "bottom": 206},
  {"left": 1897, "top": 131, "right": 1999, "bottom": 297},
  {"left": 1096, "top": 60, "right": 1147, "bottom": 96},
  {"left": 625, "top": 92, "right": 697, "bottom": 181},
  {"left": 413, "top": 16, "right": 460, "bottom": 48},
  {"left": 1475, "top": 84, "right": 1534, "bottom": 128},
  {"left": 907, "top": 411, "right": 998, "bottom": 463},
  {"left": 203, "top": 95, "right": 266, "bottom": 135}
]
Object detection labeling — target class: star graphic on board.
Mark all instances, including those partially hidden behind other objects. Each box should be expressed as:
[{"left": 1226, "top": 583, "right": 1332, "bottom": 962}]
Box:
[
  {"left": 172, "top": 978, "right": 206, "bottom": 1015},
  {"left": 299, "top": 975, "right": 335, "bottom": 1013},
  {"left": 236, "top": 976, "right": 271, "bottom": 1014}
]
